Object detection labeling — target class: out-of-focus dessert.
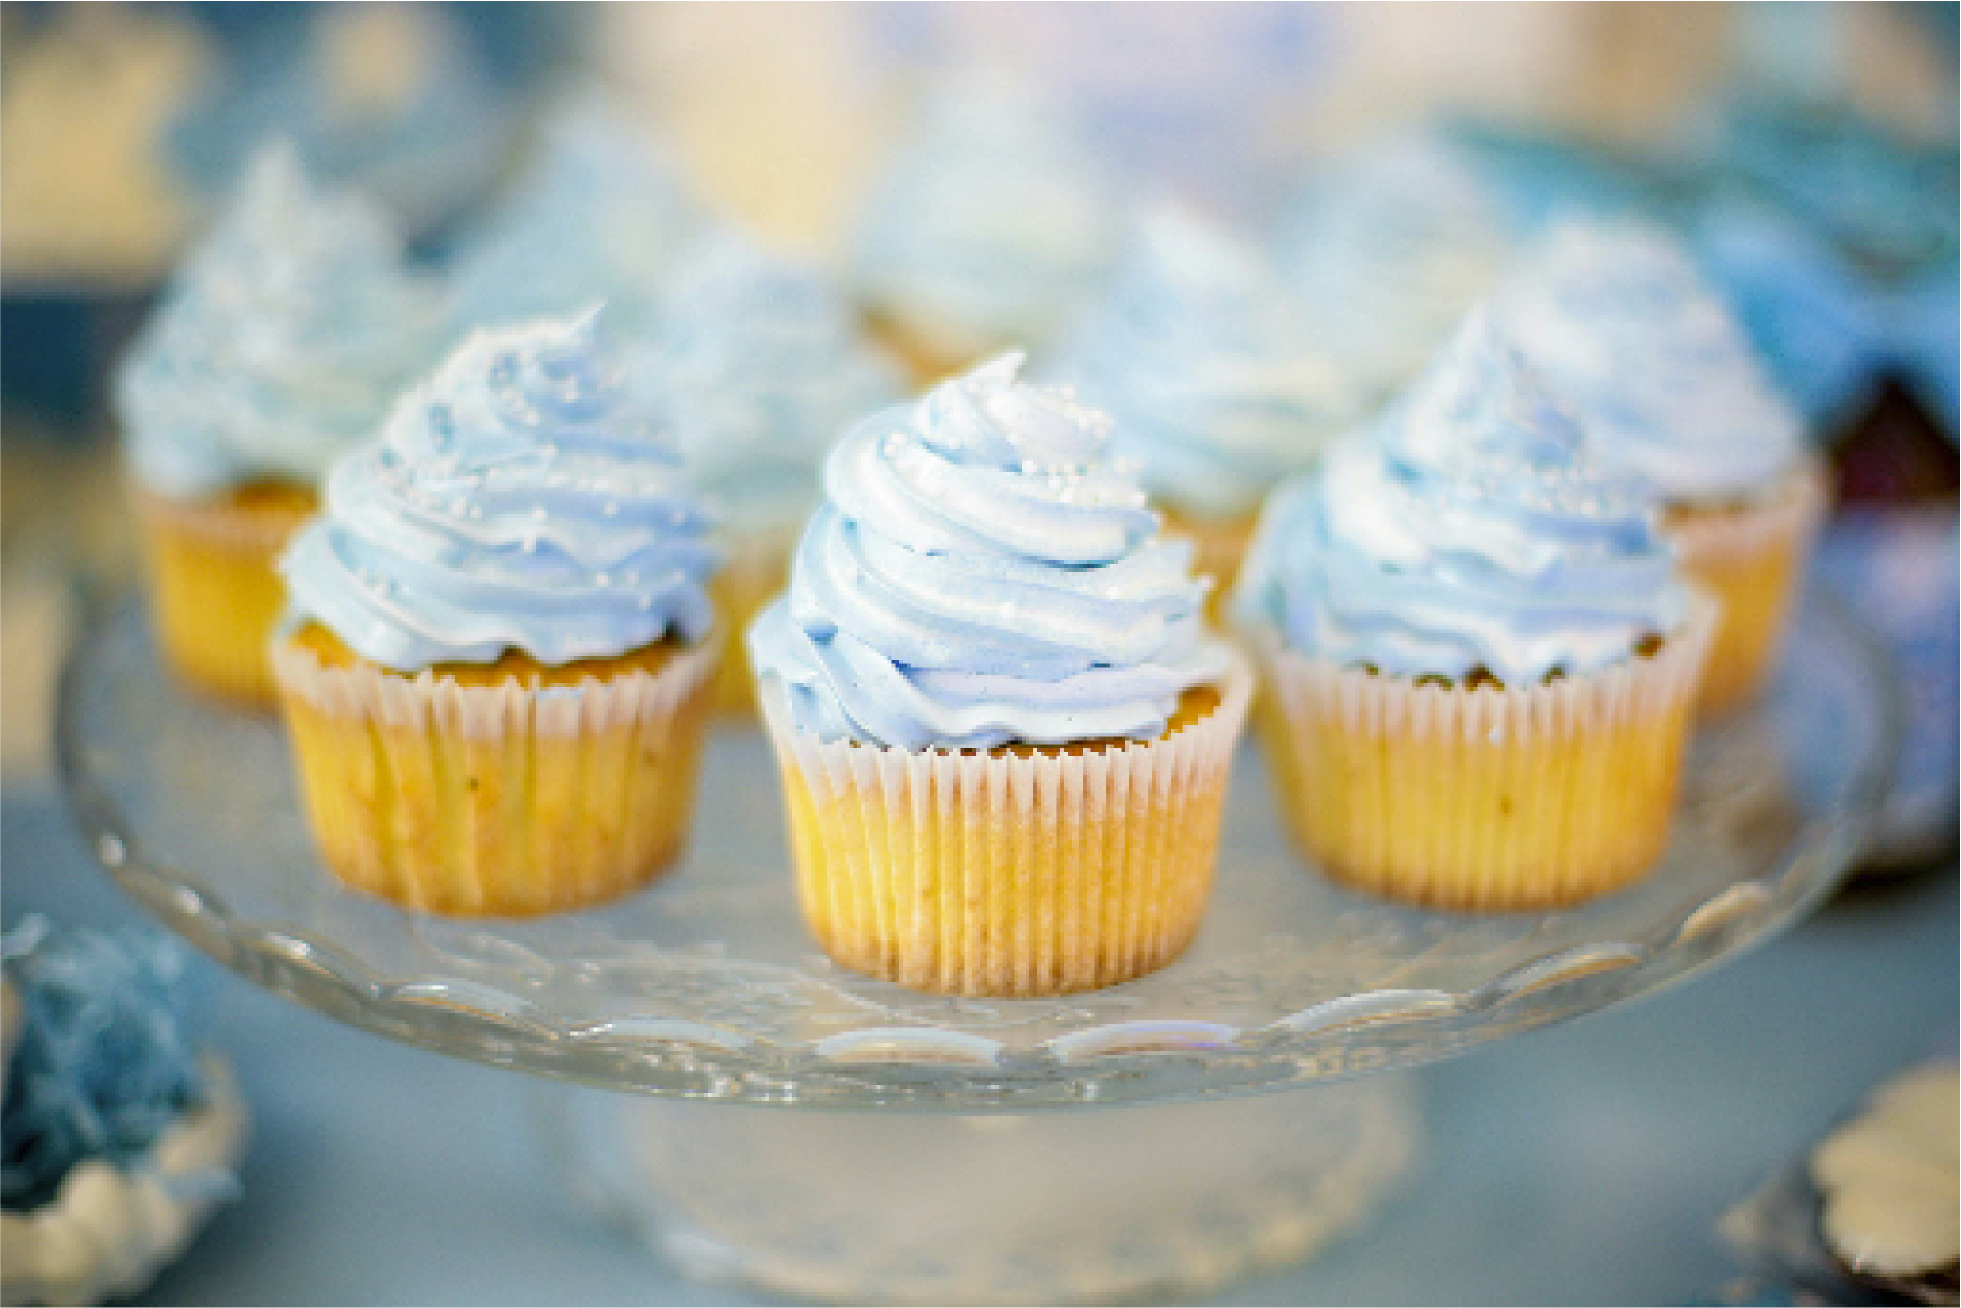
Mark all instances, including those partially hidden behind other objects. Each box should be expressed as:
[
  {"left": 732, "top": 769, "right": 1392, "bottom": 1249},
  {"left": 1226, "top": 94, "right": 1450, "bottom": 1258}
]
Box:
[
  {"left": 1234, "top": 312, "right": 1712, "bottom": 910},
  {"left": 1275, "top": 132, "right": 1515, "bottom": 410},
  {"left": 273, "top": 310, "right": 721, "bottom": 917},
  {"left": 1052, "top": 204, "right": 1361, "bottom": 610},
  {"left": 750, "top": 354, "right": 1248, "bottom": 996},
  {"left": 447, "top": 92, "right": 702, "bottom": 340},
  {"left": 1500, "top": 221, "right": 1827, "bottom": 714},
  {"left": 114, "top": 144, "right": 446, "bottom": 703},
  {"left": 849, "top": 76, "right": 1120, "bottom": 386},
  {"left": 648, "top": 228, "right": 902, "bottom": 712}
]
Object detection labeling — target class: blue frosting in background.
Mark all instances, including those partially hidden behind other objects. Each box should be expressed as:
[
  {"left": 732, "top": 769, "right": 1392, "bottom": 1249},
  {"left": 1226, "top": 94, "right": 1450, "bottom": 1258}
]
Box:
[
  {"left": 1052, "top": 205, "right": 1361, "bottom": 520},
  {"left": 446, "top": 93, "right": 702, "bottom": 340},
  {"left": 850, "top": 77, "right": 1121, "bottom": 358},
  {"left": 750, "top": 354, "right": 1229, "bottom": 751},
  {"left": 1235, "top": 311, "right": 1690, "bottom": 685},
  {"left": 280, "top": 308, "right": 719, "bottom": 671},
  {"left": 2, "top": 917, "right": 212, "bottom": 1214},
  {"left": 647, "top": 229, "right": 902, "bottom": 532},
  {"left": 115, "top": 143, "right": 447, "bottom": 500},
  {"left": 1276, "top": 132, "right": 1517, "bottom": 403}
]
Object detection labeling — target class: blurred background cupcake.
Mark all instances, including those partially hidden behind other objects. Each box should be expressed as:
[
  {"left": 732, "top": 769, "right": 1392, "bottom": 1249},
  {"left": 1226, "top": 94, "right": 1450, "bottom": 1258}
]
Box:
[
  {"left": 1499, "top": 220, "right": 1827, "bottom": 714},
  {"left": 114, "top": 144, "right": 447, "bottom": 704},
  {"left": 1275, "top": 131, "right": 1518, "bottom": 413},
  {"left": 1051, "top": 203, "right": 1360, "bottom": 609},
  {"left": 646, "top": 227, "right": 901, "bottom": 713},
  {"left": 847, "top": 73, "right": 1121, "bottom": 386},
  {"left": 444, "top": 89, "right": 703, "bottom": 342}
]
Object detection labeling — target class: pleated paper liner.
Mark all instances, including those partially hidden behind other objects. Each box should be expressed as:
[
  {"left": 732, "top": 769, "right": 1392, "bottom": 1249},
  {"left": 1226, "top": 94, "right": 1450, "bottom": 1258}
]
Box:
[
  {"left": 759, "top": 652, "right": 1254, "bottom": 998},
  {"left": 705, "top": 523, "right": 798, "bottom": 715},
  {"left": 137, "top": 483, "right": 318, "bottom": 706},
  {"left": 271, "top": 631, "right": 719, "bottom": 917},
  {"left": 1667, "top": 457, "right": 1829, "bottom": 716},
  {"left": 1250, "top": 594, "right": 1716, "bottom": 911}
]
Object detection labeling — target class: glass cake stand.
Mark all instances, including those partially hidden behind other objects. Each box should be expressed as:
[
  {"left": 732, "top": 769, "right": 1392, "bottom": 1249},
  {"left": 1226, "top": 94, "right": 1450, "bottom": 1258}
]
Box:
[{"left": 56, "top": 592, "right": 1898, "bottom": 1304}]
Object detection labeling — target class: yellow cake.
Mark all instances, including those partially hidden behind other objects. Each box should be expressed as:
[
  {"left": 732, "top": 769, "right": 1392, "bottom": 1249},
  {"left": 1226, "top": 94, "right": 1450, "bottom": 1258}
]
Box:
[{"left": 135, "top": 481, "right": 316, "bottom": 704}]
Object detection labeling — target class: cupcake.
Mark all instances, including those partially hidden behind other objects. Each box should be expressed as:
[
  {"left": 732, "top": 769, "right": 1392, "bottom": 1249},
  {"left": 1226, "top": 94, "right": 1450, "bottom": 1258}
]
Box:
[
  {"left": 749, "top": 354, "right": 1250, "bottom": 996},
  {"left": 1232, "top": 312, "right": 1715, "bottom": 910},
  {"left": 1499, "top": 221, "right": 1828, "bottom": 713},
  {"left": 1053, "top": 203, "right": 1361, "bottom": 609},
  {"left": 649, "top": 229, "right": 901, "bottom": 713},
  {"left": 271, "top": 309, "right": 721, "bottom": 917},
  {"left": 447, "top": 92, "right": 700, "bottom": 339},
  {"left": 849, "top": 77, "right": 1119, "bottom": 386},
  {"left": 114, "top": 143, "right": 444, "bottom": 703},
  {"left": 1276, "top": 132, "right": 1515, "bottom": 409}
]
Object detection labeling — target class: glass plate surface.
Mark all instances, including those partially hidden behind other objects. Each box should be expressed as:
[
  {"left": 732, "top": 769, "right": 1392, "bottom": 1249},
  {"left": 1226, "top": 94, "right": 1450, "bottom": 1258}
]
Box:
[{"left": 57, "top": 592, "right": 1897, "bottom": 1109}]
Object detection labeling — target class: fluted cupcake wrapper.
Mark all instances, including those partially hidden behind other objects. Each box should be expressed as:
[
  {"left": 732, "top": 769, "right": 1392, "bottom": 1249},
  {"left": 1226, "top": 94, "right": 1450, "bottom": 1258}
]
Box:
[
  {"left": 1667, "top": 457, "right": 1829, "bottom": 716},
  {"left": 271, "top": 633, "right": 720, "bottom": 917},
  {"left": 1249, "top": 594, "right": 1716, "bottom": 911},
  {"left": 758, "top": 653, "right": 1254, "bottom": 997},
  {"left": 137, "top": 487, "right": 317, "bottom": 706}
]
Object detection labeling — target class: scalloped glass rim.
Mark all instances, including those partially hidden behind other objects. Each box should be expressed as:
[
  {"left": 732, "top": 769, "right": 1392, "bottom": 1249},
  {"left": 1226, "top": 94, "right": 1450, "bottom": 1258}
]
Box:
[{"left": 57, "top": 593, "right": 1897, "bottom": 1110}]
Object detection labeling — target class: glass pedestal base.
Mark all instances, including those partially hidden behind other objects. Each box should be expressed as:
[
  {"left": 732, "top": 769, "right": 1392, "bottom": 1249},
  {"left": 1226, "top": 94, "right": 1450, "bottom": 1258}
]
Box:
[{"left": 544, "top": 1079, "right": 1419, "bottom": 1305}]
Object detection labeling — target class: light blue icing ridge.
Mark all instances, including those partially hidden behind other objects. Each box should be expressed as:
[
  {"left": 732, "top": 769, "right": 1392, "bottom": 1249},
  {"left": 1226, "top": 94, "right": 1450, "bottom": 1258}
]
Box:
[
  {"left": 280, "top": 308, "right": 719, "bottom": 671},
  {"left": 116, "top": 143, "right": 446, "bottom": 500},
  {"left": 1052, "top": 204, "right": 1362, "bottom": 519},
  {"left": 648, "top": 229, "right": 902, "bottom": 532},
  {"left": 850, "top": 78, "right": 1119, "bottom": 356},
  {"left": 1498, "top": 221, "right": 1807, "bottom": 500},
  {"left": 750, "top": 354, "right": 1231, "bottom": 751},
  {"left": 447, "top": 93, "right": 701, "bottom": 338},
  {"left": 1234, "top": 311, "right": 1691, "bottom": 686},
  {"left": 1277, "top": 133, "right": 1515, "bottom": 402}
]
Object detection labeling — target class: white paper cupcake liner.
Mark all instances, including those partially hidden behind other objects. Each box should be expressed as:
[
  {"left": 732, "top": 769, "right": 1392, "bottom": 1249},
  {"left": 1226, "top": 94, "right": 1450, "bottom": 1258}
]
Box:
[
  {"left": 271, "top": 633, "right": 720, "bottom": 916},
  {"left": 758, "top": 653, "right": 1254, "bottom": 996},
  {"left": 1250, "top": 594, "right": 1716, "bottom": 909}
]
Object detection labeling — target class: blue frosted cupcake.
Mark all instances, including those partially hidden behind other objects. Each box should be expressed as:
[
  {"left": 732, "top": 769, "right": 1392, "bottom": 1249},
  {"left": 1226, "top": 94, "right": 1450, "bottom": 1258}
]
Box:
[
  {"left": 1233, "top": 311, "right": 1715, "bottom": 908},
  {"left": 1277, "top": 132, "right": 1515, "bottom": 407},
  {"left": 750, "top": 354, "right": 1250, "bottom": 995},
  {"left": 446, "top": 93, "right": 700, "bottom": 339},
  {"left": 1054, "top": 204, "right": 1361, "bottom": 602},
  {"left": 649, "top": 228, "right": 901, "bottom": 711},
  {"left": 270, "top": 309, "right": 722, "bottom": 916},
  {"left": 849, "top": 78, "right": 1119, "bottom": 385},
  {"left": 1499, "top": 221, "right": 1827, "bottom": 712},
  {"left": 115, "top": 143, "right": 446, "bottom": 702}
]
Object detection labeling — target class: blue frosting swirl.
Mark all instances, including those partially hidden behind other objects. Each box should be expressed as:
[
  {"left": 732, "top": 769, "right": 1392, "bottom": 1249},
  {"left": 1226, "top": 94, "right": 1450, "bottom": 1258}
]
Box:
[
  {"left": 1235, "top": 312, "right": 1691, "bottom": 685},
  {"left": 648, "top": 230, "right": 902, "bottom": 531},
  {"left": 1053, "top": 205, "right": 1361, "bottom": 519},
  {"left": 1499, "top": 222, "right": 1807, "bottom": 501},
  {"left": 750, "top": 354, "right": 1230, "bottom": 751},
  {"left": 1277, "top": 134, "right": 1515, "bottom": 401},
  {"left": 851, "top": 79, "right": 1119, "bottom": 358},
  {"left": 280, "top": 308, "right": 719, "bottom": 671},
  {"left": 115, "top": 144, "right": 445, "bottom": 500},
  {"left": 447, "top": 94, "right": 700, "bottom": 338}
]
